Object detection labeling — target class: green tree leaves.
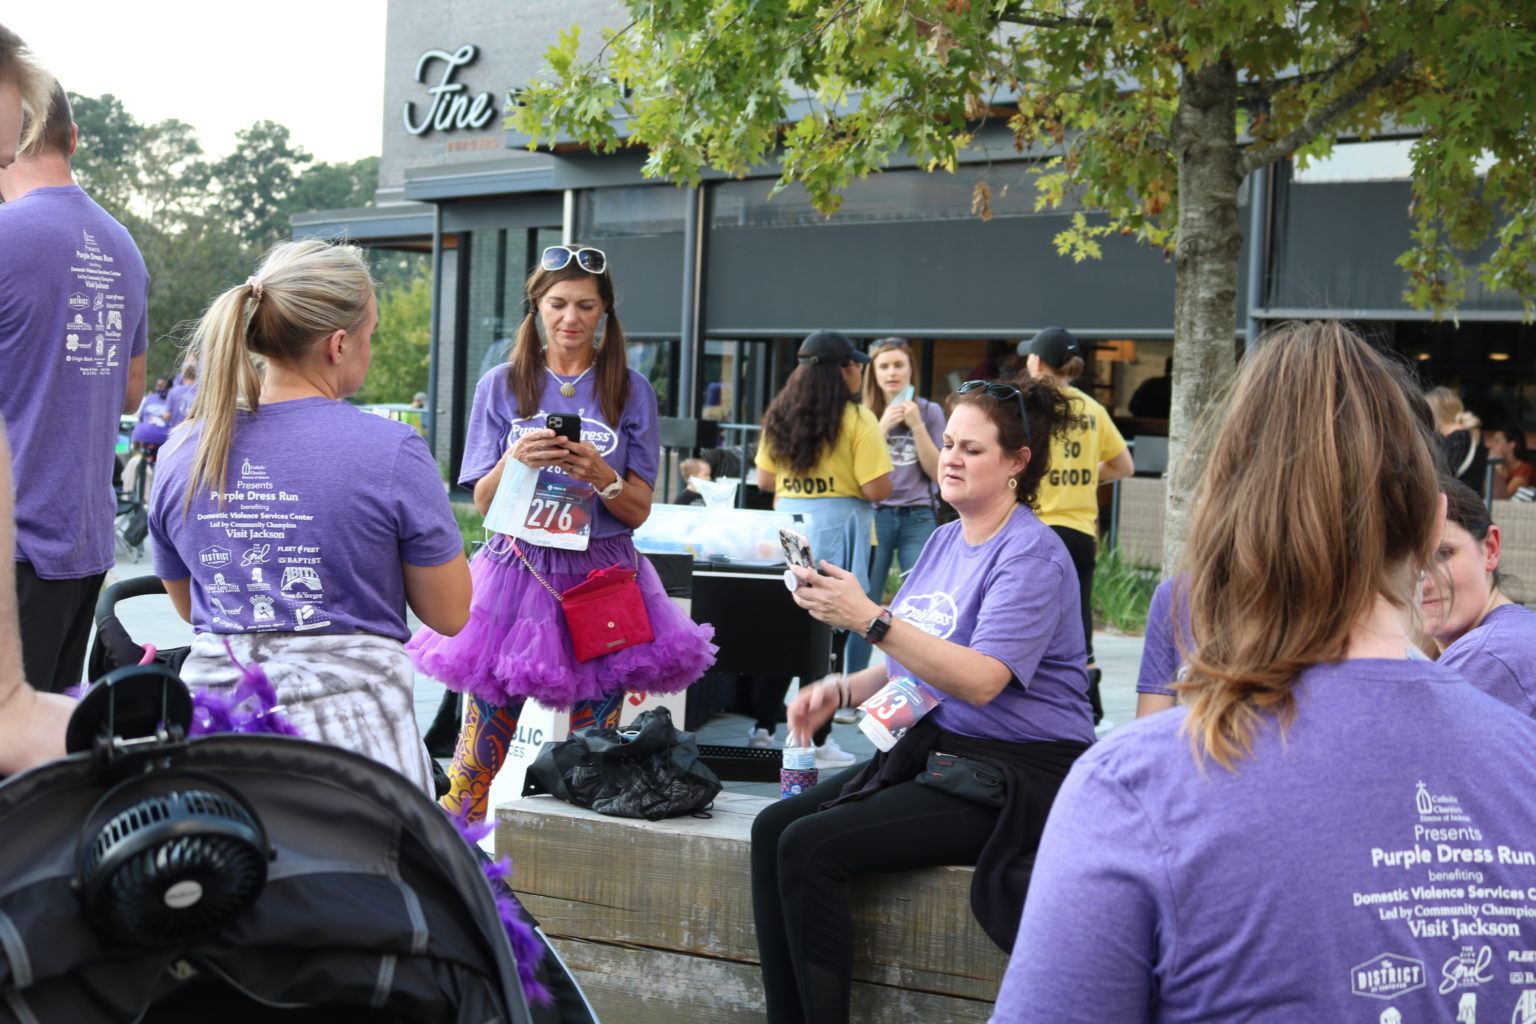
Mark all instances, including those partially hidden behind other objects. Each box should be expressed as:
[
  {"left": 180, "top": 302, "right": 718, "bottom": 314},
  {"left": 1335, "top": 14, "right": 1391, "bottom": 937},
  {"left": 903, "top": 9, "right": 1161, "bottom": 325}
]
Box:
[{"left": 63, "top": 93, "right": 386, "bottom": 388}]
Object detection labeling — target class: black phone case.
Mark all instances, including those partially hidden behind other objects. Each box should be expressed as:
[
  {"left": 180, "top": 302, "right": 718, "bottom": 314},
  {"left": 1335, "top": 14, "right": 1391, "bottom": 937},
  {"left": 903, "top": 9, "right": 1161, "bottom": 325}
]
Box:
[{"left": 547, "top": 415, "right": 581, "bottom": 443}]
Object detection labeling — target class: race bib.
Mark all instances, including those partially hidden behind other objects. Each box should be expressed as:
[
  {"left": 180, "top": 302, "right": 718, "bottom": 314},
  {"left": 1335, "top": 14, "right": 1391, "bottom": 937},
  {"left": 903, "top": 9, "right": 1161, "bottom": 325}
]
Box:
[
  {"left": 857, "top": 676, "right": 941, "bottom": 751},
  {"left": 484, "top": 461, "right": 596, "bottom": 551},
  {"left": 519, "top": 470, "right": 596, "bottom": 551}
]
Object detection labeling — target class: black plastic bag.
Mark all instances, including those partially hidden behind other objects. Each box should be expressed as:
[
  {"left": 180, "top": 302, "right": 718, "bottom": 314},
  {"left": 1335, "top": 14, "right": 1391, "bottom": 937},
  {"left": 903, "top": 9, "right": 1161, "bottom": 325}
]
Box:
[{"left": 527, "top": 707, "right": 721, "bottom": 821}]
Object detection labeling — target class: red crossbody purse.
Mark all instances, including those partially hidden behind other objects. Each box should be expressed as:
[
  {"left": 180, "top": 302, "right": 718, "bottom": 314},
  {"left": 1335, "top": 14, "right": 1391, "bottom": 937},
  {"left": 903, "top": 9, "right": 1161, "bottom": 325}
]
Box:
[{"left": 512, "top": 543, "right": 654, "bottom": 662}]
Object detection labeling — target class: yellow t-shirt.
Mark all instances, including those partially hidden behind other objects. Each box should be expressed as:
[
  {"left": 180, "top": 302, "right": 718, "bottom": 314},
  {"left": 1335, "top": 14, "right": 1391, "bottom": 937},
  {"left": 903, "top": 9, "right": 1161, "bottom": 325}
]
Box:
[
  {"left": 755, "top": 403, "right": 893, "bottom": 498},
  {"left": 1035, "top": 385, "right": 1127, "bottom": 536}
]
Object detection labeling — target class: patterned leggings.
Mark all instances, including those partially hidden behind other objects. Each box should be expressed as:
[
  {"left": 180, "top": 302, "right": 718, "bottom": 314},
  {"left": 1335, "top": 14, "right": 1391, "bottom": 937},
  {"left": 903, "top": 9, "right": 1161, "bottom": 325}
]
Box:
[{"left": 439, "top": 691, "right": 625, "bottom": 822}]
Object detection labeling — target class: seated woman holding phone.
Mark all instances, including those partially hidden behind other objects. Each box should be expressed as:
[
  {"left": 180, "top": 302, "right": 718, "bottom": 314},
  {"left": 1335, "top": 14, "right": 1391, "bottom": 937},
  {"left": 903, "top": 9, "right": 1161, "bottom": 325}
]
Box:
[
  {"left": 407, "top": 245, "right": 716, "bottom": 822},
  {"left": 750, "top": 379, "right": 1096, "bottom": 1024}
]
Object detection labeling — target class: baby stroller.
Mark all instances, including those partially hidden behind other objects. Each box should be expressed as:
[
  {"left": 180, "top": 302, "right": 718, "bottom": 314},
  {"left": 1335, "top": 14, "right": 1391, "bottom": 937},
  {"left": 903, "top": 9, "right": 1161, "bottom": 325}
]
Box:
[{"left": 0, "top": 664, "right": 602, "bottom": 1023}]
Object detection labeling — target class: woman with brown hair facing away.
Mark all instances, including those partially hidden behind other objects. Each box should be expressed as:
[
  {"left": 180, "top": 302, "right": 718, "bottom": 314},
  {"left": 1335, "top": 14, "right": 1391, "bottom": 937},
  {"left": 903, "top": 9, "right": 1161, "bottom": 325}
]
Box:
[
  {"left": 150, "top": 240, "right": 471, "bottom": 795},
  {"left": 989, "top": 321, "right": 1536, "bottom": 1022},
  {"left": 408, "top": 245, "right": 716, "bottom": 821}
]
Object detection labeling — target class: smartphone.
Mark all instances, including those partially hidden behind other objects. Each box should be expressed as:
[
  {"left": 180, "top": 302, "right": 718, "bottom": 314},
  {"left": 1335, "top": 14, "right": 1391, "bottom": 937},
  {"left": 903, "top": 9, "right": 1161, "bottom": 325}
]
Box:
[
  {"left": 779, "top": 527, "right": 815, "bottom": 592},
  {"left": 894, "top": 385, "right": 915, "bottom": 406},
  {"left": 779, "top": 527, "right": 815, "bottom": 571},
  {"left": 546, "top": 413, "right": 582, "bottom": 443}
]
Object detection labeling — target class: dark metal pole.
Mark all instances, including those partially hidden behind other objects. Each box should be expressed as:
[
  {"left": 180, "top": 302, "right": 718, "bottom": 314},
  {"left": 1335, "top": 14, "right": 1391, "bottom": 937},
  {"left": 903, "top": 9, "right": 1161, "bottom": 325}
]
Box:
[
  {"left": 678, "top": 186, "right": 705, "bottom": 419},
  {"left": 426, "top": 203, "right": 444, "bottom": 465},
  {"left": 1243, "top": 162, "right": 1271, "bottom": 356}
]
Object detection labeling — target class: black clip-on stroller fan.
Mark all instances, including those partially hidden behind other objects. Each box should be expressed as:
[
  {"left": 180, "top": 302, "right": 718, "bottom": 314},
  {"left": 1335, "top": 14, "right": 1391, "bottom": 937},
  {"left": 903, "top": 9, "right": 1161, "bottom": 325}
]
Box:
[{"left": 67, "top": 664, "right": 272, "bottom": 947}]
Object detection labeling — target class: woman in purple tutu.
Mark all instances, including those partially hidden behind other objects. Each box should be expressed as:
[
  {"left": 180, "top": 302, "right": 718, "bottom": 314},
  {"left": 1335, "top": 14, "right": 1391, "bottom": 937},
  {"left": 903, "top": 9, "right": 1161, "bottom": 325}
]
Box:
[{"left": 409, "top": 245, "right": 717, "bottom": 821}]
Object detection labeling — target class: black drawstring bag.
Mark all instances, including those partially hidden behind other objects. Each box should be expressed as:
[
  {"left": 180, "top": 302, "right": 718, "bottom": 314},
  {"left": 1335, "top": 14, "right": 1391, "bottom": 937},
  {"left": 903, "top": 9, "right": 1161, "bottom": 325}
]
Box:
[{"left": 526, "top": 707, "right": 721, "bottom": 821}]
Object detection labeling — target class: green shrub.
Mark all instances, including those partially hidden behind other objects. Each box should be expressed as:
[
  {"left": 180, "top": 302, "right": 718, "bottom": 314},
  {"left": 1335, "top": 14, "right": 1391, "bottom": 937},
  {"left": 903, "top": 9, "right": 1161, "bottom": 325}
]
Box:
[
  {"left": 452, "top": 500, "right": 485, "bottom": 555},
  {"left": 1093, "top": 544, "right": 1158, "bottom": 634}
]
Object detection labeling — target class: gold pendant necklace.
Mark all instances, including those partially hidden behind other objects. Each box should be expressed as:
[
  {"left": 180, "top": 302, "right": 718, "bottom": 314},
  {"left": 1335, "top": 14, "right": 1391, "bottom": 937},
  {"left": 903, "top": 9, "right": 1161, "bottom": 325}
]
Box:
[{"left": 547, "top": 365, "right": 593, "bottom": 398}]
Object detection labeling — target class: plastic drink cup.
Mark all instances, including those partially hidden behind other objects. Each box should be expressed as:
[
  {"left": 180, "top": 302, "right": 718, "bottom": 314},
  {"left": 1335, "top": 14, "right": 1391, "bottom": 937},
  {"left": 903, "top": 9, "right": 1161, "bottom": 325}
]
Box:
[{"left": 780, "top": 744, "right": 819, "bottom": 799}]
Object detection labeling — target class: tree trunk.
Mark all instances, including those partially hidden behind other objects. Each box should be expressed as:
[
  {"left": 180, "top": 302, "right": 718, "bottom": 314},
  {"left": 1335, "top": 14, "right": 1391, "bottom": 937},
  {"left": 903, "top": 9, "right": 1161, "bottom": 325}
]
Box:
[{"left": 1163, "top": 58, "right": 1245, "bottom": 576}]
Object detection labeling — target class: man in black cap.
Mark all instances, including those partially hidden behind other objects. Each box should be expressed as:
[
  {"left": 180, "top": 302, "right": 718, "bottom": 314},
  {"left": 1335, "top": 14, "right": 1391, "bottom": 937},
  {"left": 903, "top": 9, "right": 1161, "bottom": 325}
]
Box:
[{"left": 1017, "top": 326, "right": 1134, "bottom": 726}]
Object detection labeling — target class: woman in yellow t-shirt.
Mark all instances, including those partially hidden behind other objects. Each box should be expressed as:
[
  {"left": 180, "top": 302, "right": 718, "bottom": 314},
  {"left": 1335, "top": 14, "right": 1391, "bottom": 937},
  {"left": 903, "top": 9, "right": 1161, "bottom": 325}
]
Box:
[
  {"left": 754, "top": 330, "right": 893, "bottom": 760},
  {"left": 1021, "top": 327, "right": 1134, "bottom": 722}
]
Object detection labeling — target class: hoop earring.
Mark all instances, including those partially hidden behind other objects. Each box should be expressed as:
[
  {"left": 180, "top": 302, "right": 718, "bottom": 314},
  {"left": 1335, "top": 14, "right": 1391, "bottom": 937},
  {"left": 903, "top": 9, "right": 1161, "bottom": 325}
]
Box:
[{"left": 1008, "top": 477, "right": 1018, "bottom": 491}]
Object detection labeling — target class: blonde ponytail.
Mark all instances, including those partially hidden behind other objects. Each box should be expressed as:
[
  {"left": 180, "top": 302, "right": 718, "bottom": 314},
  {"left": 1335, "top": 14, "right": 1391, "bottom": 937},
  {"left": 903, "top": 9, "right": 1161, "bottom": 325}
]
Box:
[{"left": 178, "top": 239, "right": 374, "bottom": 514}]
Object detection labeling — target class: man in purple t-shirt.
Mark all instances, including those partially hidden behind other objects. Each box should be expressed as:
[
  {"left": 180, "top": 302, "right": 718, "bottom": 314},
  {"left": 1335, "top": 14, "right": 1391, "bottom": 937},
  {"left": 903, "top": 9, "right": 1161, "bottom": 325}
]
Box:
[{"left": 0, "top": 81, "right": 149, "bottom": 692}]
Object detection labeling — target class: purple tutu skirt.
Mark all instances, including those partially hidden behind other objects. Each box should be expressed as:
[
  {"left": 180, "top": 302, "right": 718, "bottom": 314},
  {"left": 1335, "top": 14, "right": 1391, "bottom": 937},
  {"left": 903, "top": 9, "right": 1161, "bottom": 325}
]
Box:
[{"left": 407, "top": 533, "right": 717, "bottom": 710}]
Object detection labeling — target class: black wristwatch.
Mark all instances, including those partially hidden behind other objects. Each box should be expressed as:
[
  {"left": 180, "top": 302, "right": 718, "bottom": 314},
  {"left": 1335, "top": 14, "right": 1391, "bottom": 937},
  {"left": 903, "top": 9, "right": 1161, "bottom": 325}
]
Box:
[{"left": 864, "top": 607, "right": 893, "bottom": 644}]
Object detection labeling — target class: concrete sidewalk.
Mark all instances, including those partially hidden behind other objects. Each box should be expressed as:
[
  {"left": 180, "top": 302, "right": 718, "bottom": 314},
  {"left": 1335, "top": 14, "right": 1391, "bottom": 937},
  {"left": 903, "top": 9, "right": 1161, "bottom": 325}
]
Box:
[{"left": 97, "top": 542, "right": 1147, "bottom": 780}]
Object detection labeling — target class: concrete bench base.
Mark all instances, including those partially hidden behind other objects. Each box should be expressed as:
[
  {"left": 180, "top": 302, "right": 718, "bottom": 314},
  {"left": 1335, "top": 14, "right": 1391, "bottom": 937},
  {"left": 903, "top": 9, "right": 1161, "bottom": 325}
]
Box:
[{"left": 496, "top": 792, "right": 1008, "bottom": 1023}]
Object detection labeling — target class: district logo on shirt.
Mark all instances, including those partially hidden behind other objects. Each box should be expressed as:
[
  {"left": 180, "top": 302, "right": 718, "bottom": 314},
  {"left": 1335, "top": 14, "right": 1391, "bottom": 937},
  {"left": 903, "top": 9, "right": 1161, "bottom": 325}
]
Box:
[{"left": 892, "top": 591, "right": 959, "bottom": 639}]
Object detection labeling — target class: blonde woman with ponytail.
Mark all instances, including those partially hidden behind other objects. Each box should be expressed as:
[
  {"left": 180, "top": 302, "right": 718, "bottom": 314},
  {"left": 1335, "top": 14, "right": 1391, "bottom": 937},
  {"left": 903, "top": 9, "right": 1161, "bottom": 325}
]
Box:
[
  {"left": 149, "top": 240, "right": 470, "bottom": 795},
  {"left": 407, "top": 246, "right": 716, "bottom": 823},
  {"left": 1427, "top": 385, "right": 1488, "bottom": 490},
  {"left": 991, "top": 322, "right": 1536, "bottom": 1023}
]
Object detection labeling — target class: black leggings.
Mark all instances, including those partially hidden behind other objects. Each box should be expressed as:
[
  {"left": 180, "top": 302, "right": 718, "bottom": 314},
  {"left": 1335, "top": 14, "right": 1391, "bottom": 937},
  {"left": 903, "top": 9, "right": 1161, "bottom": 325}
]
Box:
[
  {"left": 750, "top": 765, "right": 1000, "bottom": 1023},
  {"left": 1049, "top": 525, "right": 1096, "bottom": 662}
]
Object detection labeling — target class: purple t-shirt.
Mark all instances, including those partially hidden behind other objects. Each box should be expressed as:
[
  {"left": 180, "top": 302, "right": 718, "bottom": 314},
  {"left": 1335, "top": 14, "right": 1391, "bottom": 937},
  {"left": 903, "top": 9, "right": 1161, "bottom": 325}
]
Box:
[
  {"left": 1136, "top": 576, "right": 1190, "bottom": 696},
  {"left": 460, "top": 365, "right": 660, "bottom": 540},
  {"left": 875, "top": 398, "right": 945, "bottom": 509},
  {"left": 131, "top": 392, "right": 171, "bottom": 445},
  {"left": 1, "top": 185, "right": 149, "bottom": 578},
  {"left": 995, "top": 658, "right": 1536, "bottom": 1022},
  {"left": 1440, "top": 603, "right": 1536, "bottom": 719},
  {"left": 884, "top": 507, "right": 1095, "bottom": 744},
  {"left": 150, "top": 398, "right": 463, "bottom": 641},
  {"left": 165, "top": 380, "right": 198, "bottom": 427}
]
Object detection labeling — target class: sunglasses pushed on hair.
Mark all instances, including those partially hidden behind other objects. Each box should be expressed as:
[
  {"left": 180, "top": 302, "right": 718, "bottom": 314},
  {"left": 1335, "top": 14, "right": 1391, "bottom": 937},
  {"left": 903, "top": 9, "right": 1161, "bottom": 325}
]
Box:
[
  {"left": 959, "top": 379, "right": 1032, "bottom": 449},
  {"left": 541, "top": 246, "right": 607, "bottom": 275}
]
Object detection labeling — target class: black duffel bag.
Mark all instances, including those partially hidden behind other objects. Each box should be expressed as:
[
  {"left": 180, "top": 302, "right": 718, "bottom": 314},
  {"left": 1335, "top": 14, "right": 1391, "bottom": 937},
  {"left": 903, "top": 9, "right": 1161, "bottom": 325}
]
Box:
[{"left": 527, "top": 706, "right": 721, "bottom": 821}]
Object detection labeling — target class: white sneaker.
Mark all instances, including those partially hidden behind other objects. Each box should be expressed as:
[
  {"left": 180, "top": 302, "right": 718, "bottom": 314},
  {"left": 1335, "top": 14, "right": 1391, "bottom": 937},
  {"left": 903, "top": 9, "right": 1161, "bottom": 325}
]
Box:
[
  {"left": 748, "top": 727, "right": 779, "bottom": 749},
  {"left": 832, "top": 707, "right": 859, "bottom": 725},
  {"left": 815, "top": 737, "right": 856, "bottom": 765}
]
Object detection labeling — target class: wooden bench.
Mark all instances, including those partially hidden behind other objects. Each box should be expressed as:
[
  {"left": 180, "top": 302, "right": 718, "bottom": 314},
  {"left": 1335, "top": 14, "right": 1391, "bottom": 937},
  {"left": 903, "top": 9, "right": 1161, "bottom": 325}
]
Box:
[{"left": 496, "top": 792, "right": 1009, "bottom": 1023}]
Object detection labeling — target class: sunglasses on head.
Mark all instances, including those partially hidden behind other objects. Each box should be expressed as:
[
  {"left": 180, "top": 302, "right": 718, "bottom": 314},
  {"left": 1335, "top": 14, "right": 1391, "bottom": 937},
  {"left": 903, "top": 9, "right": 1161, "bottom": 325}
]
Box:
[
  {"left": 958, "top": 379, "right": 1032, "bottom": 450},
  {"left": 541, "top": 246, "right": 608, "bottom": 275}
]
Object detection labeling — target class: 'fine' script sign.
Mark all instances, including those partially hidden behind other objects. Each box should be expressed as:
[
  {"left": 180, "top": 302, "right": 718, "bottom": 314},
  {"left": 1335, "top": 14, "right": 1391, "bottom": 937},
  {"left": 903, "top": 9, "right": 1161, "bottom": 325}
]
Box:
[{"left": 403, "top": 44, "right": 497, "bottom": 136}]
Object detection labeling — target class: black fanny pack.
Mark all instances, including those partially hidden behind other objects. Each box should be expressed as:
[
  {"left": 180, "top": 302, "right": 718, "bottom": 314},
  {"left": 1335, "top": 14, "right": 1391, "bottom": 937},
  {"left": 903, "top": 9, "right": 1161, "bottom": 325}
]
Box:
[{"left": 915, "top": 751, "right": 1006, "bottom": 809}]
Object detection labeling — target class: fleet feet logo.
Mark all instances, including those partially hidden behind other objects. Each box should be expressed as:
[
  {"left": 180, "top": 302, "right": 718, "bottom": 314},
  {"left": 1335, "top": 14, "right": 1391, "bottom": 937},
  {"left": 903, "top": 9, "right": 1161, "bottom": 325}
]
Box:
[{"left": 1352, "top": 953, "right": 1426, "bottom": 1000}]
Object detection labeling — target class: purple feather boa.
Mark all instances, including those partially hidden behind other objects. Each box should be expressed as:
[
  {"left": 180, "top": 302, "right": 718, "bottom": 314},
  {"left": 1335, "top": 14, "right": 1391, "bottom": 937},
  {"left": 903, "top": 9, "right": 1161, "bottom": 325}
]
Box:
[{"left": 450, "top": 812, "right": 553, "bottom": 1006}]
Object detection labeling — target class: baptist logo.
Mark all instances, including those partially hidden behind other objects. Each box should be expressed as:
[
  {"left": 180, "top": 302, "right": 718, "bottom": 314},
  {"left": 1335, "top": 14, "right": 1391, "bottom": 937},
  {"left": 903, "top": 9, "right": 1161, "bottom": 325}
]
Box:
[
  {"left": 1352, "top": 953, "right": 1426, "bottom": 1000},
  {"left": 198, "top": 545, "right": 232, "bottom": 569},
  {"left": 892, "top": 591, "right": 959, "bottom": 639}
]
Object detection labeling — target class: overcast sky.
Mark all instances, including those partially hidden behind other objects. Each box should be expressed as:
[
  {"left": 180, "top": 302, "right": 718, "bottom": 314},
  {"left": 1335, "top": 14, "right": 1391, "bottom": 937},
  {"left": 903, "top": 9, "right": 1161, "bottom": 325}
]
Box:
[{"left": 6, "top": 2, "right": 388, "bottom": 165}]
